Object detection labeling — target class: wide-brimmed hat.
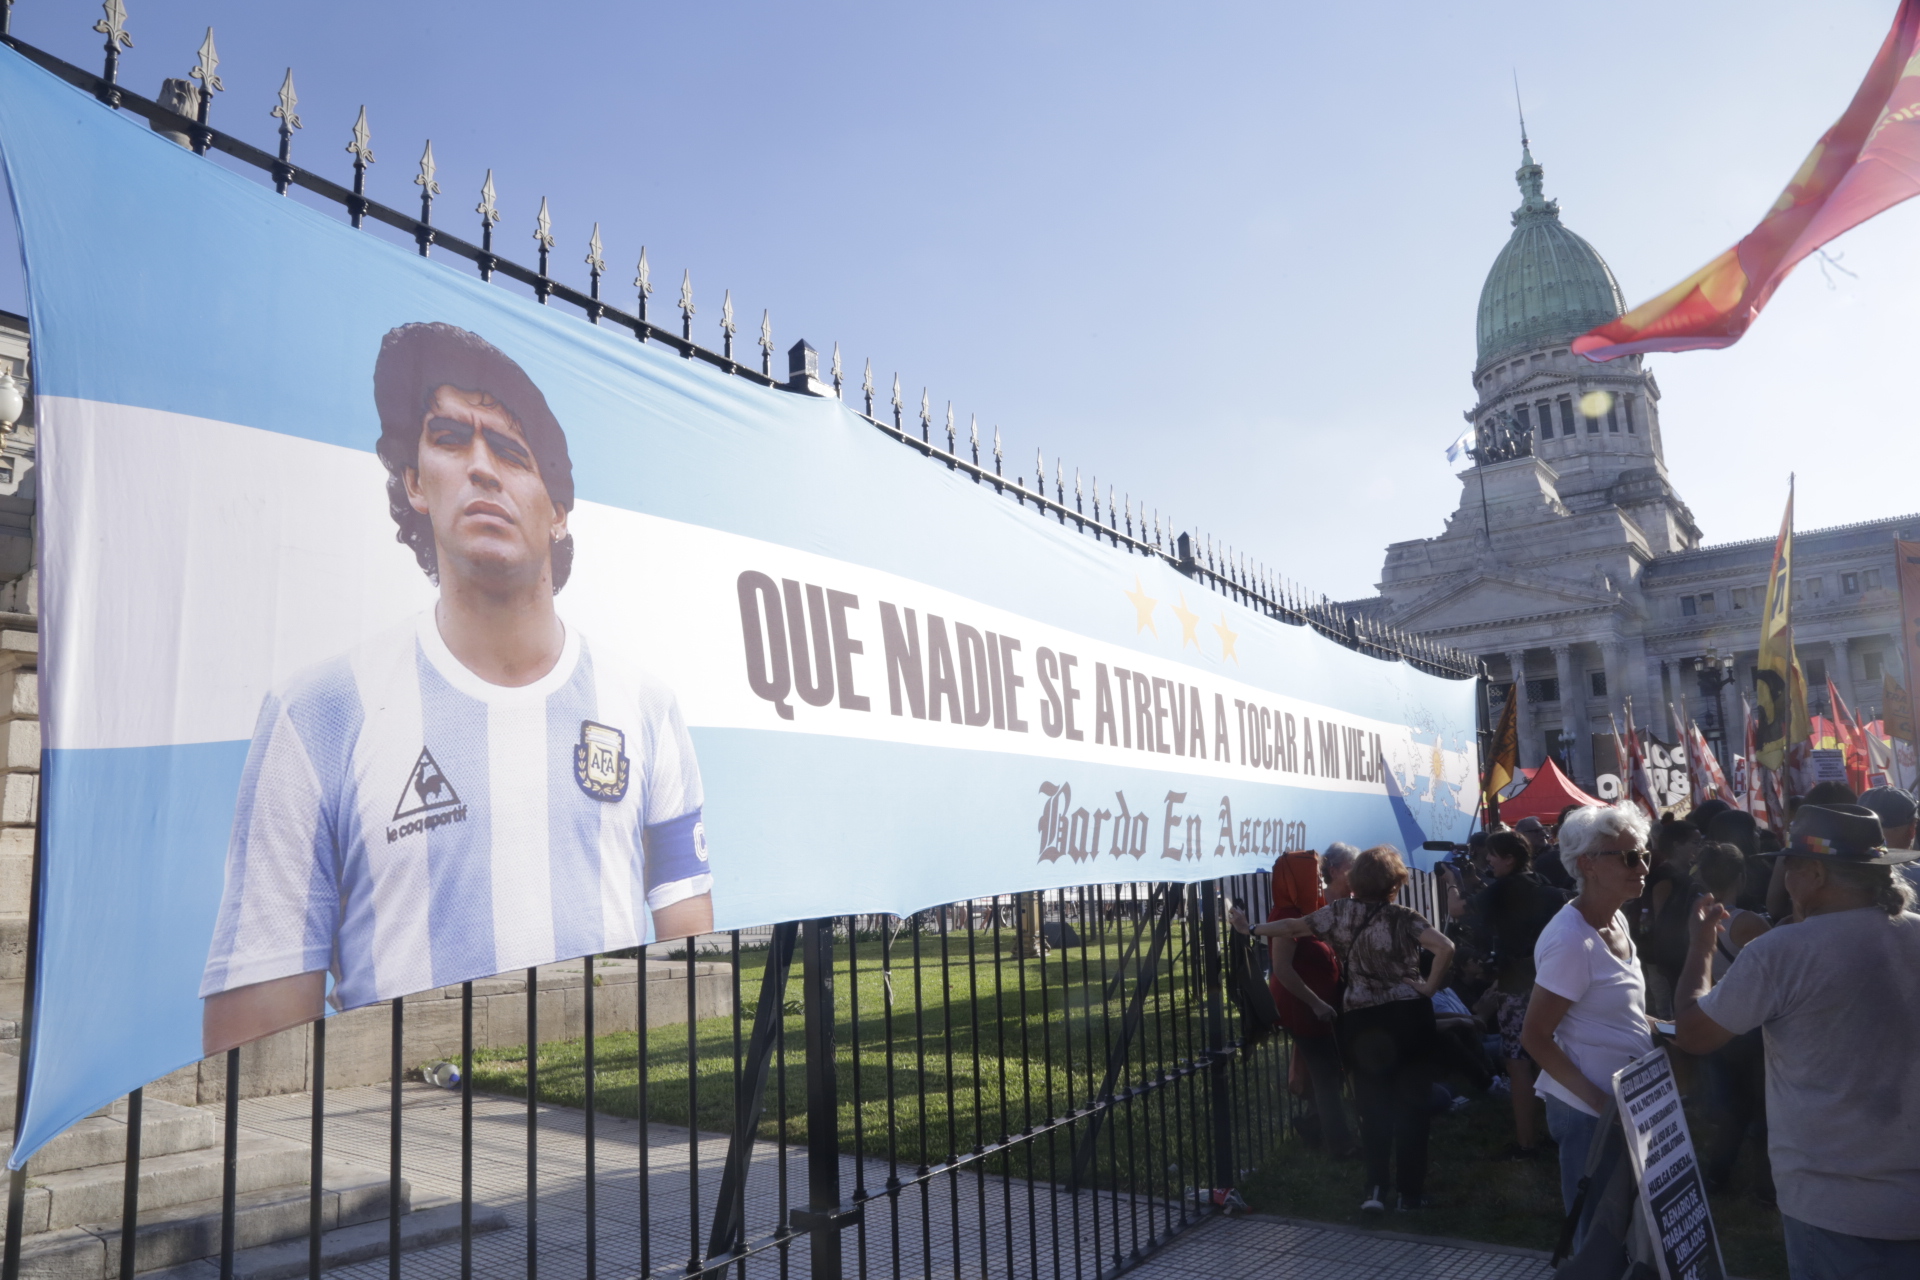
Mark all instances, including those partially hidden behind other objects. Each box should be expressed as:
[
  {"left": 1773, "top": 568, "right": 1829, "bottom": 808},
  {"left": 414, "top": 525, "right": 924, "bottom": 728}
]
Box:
[{"left": 1772, "top": 803, "right": 1920, "bottom": 866}]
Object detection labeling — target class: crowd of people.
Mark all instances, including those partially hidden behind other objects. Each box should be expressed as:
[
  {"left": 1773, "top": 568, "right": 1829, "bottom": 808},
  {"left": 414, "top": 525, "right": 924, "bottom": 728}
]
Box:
[{"left": 1229, "top": 782, "right": 1920, "bottom": 1280}]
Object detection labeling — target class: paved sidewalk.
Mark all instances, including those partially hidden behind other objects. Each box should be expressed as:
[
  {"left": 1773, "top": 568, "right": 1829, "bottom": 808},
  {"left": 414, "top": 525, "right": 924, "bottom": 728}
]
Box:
[
  {"left": 231, "top": 1085, "right": 1553, "bottom": 1279},
  {"left": 1126, "top": 1215, "right": 1552, "bottom": 1280}
]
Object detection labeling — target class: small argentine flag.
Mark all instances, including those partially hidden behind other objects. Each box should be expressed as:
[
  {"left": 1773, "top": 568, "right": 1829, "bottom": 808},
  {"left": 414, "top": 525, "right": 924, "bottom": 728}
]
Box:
[{"left": 1445, "top": 428, "right": 1475, "bottom": 464}]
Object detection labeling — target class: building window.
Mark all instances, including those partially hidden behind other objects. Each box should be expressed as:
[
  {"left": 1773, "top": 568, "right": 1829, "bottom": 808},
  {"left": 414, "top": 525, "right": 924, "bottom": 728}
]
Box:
[
  {"left": 1544, "top": 729, "right": 1573, "bottom": 771},
  {"left": 1807, "top": 577, "right": 1822, "bottom": 599},
  {"left": 1515, "top": 403, "right": 1531, "bottom": 432},
  {"left": 1842, "top": 572, "right": 1860, "bottom": 595},
  {"left": 1623, "top": 394, "right": 1637, "bottom": 434},
  {"left": 1607, "top": 402, "right": 1620, "bottom": 433},
  {"left": 1865, "top": 651, "right": 1884, "bottom": 681},
  {"left": 1864, "top": 568, "right": 1882, "bottom": 590},
  {"left": 1805, "top": 656, "right": 1827, "bottom": 687},
  {"left": 1558, "top": 398, "right": 1575, "bottom": 435},
  {"left": 1590, "top": 671, "right": 1607, "bottom": 697},
  {"left": 1697, "top": 592, "right": 1715, "bottom": 613},
  {"left": 1732, "top": 587, "right": 1748, "bottom": 609},
  {"left": 1527, "top": 678, "right": 1560, "bottom": 703},
  {"left": 1587, "top": 408, "right": 1600, "bottom": 434},
  {"left": 1681, "top": 596, "right": 1697, "bottom": 616}
]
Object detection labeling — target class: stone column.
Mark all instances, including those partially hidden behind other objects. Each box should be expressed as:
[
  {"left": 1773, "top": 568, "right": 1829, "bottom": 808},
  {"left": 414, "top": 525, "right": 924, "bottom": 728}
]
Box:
[
  {"left": 1507, "top": 649, "right": 1534, "bottom": 770},
  {"left": 0, "top": 616, "right": 36, "bottom": 996},
  {"left": 1627, "top": 635, "right": 1657, "bottom": 733},
  {"left": 1553, "top": 642, "right": 1587, "bottom": 780},
  {"left": 1601, "top": 640, "right": 1626, "bottom": 729}
]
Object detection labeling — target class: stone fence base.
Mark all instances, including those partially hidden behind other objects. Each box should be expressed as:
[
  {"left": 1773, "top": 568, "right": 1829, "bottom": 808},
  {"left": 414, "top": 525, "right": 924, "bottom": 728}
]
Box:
[{"left": 142, "top": 957, "right": 733, "bottom": 1108}]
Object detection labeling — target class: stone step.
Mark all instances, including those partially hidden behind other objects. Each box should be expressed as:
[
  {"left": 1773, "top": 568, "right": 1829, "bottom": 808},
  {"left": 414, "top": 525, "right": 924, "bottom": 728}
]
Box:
[
  {"left": 138, "top": 1199, "right": 510, "bottom": 1280},
  {"left": 2, "top": 1099, "right": 216, "bottom": 1177},
  {"left": 14, "top": 1159, "right": 403, "bottom": 1280},
  {"left": 24, "top": 1131, "right": 312, "bottom": 1236}
]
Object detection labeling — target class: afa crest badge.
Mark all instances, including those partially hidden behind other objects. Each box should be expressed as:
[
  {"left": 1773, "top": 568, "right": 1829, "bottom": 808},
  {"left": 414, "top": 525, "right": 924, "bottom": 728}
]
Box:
[{"left": 574, "top": 721, "right": 630, "bottom": 801}]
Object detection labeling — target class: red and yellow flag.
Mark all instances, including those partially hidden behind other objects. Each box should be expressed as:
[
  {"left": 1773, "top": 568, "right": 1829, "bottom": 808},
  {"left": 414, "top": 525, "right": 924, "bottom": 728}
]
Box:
[{"left": 1575, "top": 0, "right": 1920, "bottom": 360}]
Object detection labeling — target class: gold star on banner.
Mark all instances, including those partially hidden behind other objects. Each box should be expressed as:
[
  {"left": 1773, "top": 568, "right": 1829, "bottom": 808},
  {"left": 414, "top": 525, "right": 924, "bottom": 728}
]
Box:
[
  {"left": 1213, "top": 612, "right": 1240, "bottom": 664},
  {"left": 1125, "top": 576, "right": 1159, "bottom": 634},
  {"left": 1172, "top": 594, "right": 1201, "bottom": 650}
]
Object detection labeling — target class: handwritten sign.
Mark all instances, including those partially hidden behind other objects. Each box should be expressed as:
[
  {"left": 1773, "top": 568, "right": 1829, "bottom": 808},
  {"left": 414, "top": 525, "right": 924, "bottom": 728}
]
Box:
[{"left": 1613, "top": 1048, "right": 1724, "bottom": 1280}]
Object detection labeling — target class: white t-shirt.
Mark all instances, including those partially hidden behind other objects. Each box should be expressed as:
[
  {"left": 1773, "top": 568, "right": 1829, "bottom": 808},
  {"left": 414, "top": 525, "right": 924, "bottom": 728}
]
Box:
[
  {"left": 201, "top": 612, "right": 710, "bottom": 1010},
  {"left": 1531, "top": 903, "right": 1654, "bottom": 1117}
]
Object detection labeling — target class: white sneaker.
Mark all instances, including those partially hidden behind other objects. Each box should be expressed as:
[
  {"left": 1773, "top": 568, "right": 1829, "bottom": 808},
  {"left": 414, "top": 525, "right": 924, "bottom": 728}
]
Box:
[{"left": 1361, "top": 1186, "right": 1386, "bottom": 1212}]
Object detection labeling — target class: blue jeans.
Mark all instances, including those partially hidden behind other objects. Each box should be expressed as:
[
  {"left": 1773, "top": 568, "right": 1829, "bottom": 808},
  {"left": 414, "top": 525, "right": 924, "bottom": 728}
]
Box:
[
  {"left": 1544, "top": 1093, "right": 1619, "bottom": 1254},
  {"left": 1783, "top": 1215, "right": 1920, "bottom": 1280}
]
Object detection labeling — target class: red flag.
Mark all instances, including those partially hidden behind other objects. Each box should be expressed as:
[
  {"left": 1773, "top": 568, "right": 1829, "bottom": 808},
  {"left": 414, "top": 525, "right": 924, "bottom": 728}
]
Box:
[
  {"left": 1828, "top": 680, "right": 1873, "bottom": 793},
  {"left": 1622, "top": 700, "right": 1659, "bottom": 817},
  {"left": 1575, "top": 1, "right": 1920, "bottom": 359}
]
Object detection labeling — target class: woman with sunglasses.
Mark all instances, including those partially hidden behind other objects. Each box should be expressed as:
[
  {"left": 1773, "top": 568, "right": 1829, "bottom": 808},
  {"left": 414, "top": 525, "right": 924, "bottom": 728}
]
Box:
[{"left": 1520, "top": 801, "right": 1656, "bottom": 1251}]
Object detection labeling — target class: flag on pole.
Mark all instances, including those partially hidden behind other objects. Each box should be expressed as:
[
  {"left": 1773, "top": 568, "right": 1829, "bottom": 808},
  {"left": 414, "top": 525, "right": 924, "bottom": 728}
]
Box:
[
  {"left": 1754, "top": 482, "right": 1810, "bottom": 772},
  {"left": 1573, "top": 0, "right": 1920, "bottom": 360},
  {"left": 1897, "top": 542, "right": 1920, "bottom": 742},
  {"left": 1485, "top": 685, "right": 1518, "bottom": 826},
  {"left": 1884, "top": 671, "right": 1916, "bottom": 747},
  {"left": 1621, "top": 699, "right": 1659, "bottom": 817},
  {"left": 1827, "top": 678, "right": 1870, "bottom": 793},
  {"left": 1672, "top": 700, "right": 1730, "bottom": 804},
  {"left": 1445, "top": 427, "right": 1476, "bottom": 465}
]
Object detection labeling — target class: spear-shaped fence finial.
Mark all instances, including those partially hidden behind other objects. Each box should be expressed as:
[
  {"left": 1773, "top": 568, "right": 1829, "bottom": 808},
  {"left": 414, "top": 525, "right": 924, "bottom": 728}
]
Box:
[
  {"left": 413, "top": 141, "right": 440, "bottom": 256},
  {"left": 586, "top": 223, "right": 605, "bottom": 317},
  {"left": 269, "top": 69, "right": 302, "bottom": 193},
  {"left": 720, "top": 290, "right": 736, "bottom": 361},
  {"left": 830, "top": 344, "right": 843, "bottom": 398},
  {"left": 862, "top": 359, "right": 874, "bottom": 416},
  {"left": 345, "top": 105, "right": 374, "bottom": 226},
  {"left": 533, "top": 196, "right": 554, "bottom": 300},
  {"left": 678, "top": 270, "right": 695, "bottom": 348},
  {"left": 968, "top": 414, "right": 979, "bottom": 467},
  {"left": 347, "top": 106, "right": 374, "bottom": 166},
  {"left": 473, "top": 170, "right": 500, "bottom": 278},
  {"left": 758, "top": 310, "right": 773, "bottom": 376},
  {"left": 188, "top": 27, "right": 221, "bottom": 151},
  {"left": 945, "top": 403, "right": 956, "bottom": 456},
  {"left": 892, "top": 374, "right": 903, "bottom": 432},
  {"left": 993, "top": 426, "right": 1004, "bottom": 477},
  {"left": 633, "top": 247, "right": 652, "bottom": 333},
  {"left": 94, "top": 0, "right": 132, "bottom": 103},
  {"left": 919, "top": 389, "right": 931, "bottom": 444}
]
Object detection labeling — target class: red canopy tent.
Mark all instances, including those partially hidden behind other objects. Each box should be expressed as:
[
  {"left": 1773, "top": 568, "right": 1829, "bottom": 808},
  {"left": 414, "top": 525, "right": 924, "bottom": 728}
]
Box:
[{"left": 1496, "top": 756, "right": 1603, "bottom": 827}]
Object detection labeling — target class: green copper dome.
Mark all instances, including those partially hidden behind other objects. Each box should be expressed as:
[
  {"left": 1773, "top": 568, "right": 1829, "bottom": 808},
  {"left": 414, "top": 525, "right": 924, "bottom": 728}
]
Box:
[{"left": 1475, "top": 145, "right": 1624, "bottom": 369}]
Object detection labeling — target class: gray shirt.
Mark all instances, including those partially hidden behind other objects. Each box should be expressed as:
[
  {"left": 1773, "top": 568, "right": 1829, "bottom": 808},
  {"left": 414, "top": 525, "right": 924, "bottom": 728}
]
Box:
[{"left": 1697, "top": 907, "right": 1920, "bottom": 1240}]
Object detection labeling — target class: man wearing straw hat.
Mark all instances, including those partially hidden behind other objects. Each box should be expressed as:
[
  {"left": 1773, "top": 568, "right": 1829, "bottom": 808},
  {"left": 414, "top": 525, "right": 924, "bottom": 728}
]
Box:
[{"left": 1674, "top": 803, "right": 1920, "bottom": 1279}]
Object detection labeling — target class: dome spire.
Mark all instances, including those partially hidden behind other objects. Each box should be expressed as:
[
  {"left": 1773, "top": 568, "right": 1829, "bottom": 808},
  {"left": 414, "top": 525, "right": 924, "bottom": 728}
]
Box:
[
  {"left": 1514, "top": 72, "right": 1534, "bottom": 166},
  {"left": 1510, "top": 77, "right": 1558, "bottom": 225}
]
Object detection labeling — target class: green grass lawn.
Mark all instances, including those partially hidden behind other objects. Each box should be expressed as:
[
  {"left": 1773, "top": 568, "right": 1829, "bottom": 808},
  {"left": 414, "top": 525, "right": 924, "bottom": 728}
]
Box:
[
  {"left": 1238, "top": 1072, "right": 1787, "bottom": 1280},
  {"left": 470, "top": 922, "right": 1278, "bottom": 1198}
]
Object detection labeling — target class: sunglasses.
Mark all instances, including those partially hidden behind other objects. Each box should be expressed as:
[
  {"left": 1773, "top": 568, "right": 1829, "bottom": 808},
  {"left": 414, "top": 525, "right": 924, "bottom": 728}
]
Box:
[{"left": 1593, "top": 847, "right": 1650, "bottom": 869}]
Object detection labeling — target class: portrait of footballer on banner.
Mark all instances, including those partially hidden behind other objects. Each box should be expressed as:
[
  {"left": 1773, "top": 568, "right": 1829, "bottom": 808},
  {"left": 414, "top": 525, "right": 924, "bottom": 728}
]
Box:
[{"left": 200, "top": 323, "right": 714, "bottom": 1054}]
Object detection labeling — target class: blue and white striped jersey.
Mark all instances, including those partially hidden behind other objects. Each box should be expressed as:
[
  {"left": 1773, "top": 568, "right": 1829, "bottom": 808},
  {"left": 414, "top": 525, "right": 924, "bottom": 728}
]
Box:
[{"left": 201, "top": 612, "right": 710, "bottom": 1009}]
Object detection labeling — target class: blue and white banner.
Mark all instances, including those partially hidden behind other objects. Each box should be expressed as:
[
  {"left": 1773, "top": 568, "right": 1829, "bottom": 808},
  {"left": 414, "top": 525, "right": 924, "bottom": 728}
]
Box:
[{"left": 0, "top": 47, "right": 1477, "bottom": 1163}]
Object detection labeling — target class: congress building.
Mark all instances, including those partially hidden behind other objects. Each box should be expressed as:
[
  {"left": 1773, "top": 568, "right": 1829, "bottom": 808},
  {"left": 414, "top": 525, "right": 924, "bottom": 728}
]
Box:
[{"left": 1346, "top": 143, "right": 1918, "bottom": 795}]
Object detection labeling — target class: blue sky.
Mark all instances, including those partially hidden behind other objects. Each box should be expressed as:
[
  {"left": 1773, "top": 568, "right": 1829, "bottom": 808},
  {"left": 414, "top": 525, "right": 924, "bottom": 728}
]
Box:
[{"left": 2, "top": 0, "right": 1914, "bottom": 600}]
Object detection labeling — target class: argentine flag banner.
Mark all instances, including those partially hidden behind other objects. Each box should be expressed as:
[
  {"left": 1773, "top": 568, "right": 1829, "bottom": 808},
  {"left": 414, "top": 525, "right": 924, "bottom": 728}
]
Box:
[{"left": 0, "top": 46, "right": 1477, "bottom": 1163}]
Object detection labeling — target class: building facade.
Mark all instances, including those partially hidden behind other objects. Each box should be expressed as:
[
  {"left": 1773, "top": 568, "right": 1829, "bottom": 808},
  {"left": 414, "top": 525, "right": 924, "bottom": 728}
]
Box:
[{"left": 1350, "top": 146, "right": 1917, "bottom": 794}]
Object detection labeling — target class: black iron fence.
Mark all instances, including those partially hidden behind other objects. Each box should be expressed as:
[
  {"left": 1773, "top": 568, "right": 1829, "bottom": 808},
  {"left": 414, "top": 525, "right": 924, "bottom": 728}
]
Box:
[{"left": 0, "top": 10, "right": 1483, "bottom": 1279}]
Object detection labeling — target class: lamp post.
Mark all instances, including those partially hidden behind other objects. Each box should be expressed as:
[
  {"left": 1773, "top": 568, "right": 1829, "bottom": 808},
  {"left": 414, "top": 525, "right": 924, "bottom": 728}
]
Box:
[{"left": 1692, "top": 649, "right": 1738, "bottom": 772}]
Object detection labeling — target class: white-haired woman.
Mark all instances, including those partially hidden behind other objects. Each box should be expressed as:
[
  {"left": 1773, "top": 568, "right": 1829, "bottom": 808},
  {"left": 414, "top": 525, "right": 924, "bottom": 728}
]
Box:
[{"left": 1520, "top": 801, "right": 1655, "bottom": 1250}]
